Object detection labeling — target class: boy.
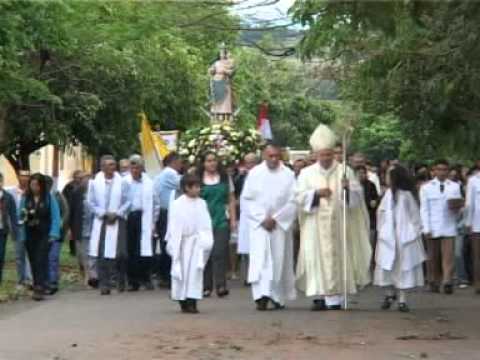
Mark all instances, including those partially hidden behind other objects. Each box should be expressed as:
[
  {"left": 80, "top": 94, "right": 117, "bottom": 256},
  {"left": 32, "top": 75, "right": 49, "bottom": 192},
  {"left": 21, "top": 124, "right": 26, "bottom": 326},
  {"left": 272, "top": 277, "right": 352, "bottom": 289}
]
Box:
[{"left": 166, "top": 174, "right": 213, "bottom": 313}]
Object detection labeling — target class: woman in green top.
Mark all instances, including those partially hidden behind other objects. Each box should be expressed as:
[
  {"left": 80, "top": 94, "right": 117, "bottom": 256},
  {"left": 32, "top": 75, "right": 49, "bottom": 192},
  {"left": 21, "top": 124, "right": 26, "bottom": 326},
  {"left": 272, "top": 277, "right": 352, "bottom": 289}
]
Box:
[{"left": 197, "top": 152, "right": 237, "bottom": 297}]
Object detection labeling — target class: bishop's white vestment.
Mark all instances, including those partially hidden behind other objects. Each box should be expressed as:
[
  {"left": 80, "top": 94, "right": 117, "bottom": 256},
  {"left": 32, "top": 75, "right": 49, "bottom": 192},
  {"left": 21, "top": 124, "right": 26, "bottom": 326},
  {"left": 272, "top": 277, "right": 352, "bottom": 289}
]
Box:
[{"left": 295, "top": 162, "right": 372, "bottom": 301}]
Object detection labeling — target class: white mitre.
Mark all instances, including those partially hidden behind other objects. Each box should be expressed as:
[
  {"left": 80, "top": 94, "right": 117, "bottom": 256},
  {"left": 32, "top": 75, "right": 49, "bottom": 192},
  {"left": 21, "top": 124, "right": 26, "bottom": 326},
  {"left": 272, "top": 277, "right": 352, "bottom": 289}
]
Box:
[{"left": 309, "top": 124, "right": 337, "bottom": 151}]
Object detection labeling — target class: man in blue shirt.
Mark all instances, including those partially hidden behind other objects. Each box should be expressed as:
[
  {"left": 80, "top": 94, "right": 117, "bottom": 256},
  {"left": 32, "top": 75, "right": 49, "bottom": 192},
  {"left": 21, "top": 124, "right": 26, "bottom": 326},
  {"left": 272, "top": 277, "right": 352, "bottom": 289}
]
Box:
[{"left": 153, "top": 152, "right": 184, "bottom": 287}]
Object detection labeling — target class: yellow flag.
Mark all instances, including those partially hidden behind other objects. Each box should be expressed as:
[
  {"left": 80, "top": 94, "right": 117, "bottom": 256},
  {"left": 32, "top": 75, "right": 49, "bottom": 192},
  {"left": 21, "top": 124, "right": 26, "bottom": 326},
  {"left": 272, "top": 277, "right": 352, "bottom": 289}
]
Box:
[{"left": 139, "top": 112, "right": 169, "bottom": 177}]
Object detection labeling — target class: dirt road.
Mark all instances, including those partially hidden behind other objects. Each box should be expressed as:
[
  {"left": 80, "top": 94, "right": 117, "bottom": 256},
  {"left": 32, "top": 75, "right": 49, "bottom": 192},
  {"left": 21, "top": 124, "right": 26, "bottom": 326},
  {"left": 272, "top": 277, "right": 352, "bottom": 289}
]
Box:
[{"left": 0, "top": 284, "right": 479, "bottom": 360}]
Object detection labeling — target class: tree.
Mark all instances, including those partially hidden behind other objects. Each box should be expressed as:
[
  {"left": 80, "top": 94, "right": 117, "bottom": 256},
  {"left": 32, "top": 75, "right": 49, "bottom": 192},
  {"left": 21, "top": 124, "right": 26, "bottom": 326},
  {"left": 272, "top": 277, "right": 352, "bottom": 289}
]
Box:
[
  {"left": 292, "top": 0, "right": 480, "bottom": 160},
  {"left": 0, "top": 0, "right": 238, "bottom": 170}
]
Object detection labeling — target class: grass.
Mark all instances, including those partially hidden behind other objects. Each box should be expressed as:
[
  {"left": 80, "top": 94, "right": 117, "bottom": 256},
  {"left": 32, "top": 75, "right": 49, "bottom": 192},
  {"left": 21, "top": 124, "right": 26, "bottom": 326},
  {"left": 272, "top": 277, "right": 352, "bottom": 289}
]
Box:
[{"left": 0, "top": 237, "right": 81, "bottom": 303}]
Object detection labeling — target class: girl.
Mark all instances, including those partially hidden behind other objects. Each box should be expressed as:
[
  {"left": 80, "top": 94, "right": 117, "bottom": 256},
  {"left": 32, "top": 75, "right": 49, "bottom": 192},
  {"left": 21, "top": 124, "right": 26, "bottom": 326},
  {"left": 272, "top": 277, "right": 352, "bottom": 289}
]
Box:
[
  {"left": 374, "top": 166, "right": 426, "bottom": 312},
  {"left": 197, "top": 152, "right": 236, "bottom": 298},
  {"left": 166, "top": 174, "right": 213, "bottom": 313},
  {"left": 19, "top": 173, "right": 61, "bottom": 301}
]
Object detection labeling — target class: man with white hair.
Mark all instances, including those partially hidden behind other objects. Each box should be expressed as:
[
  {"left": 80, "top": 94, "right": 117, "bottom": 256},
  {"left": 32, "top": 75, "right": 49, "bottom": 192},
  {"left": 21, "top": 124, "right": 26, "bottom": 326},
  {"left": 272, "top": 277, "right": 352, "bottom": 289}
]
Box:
[
  {"left": 88, "top": 155, "right": 131, "bottom": 295},
  {"left": 295, "top": 124, "right": 372, "bottom": 311},
  {"left": 124, "top": 155, "right": 159, "bottom": 291}
]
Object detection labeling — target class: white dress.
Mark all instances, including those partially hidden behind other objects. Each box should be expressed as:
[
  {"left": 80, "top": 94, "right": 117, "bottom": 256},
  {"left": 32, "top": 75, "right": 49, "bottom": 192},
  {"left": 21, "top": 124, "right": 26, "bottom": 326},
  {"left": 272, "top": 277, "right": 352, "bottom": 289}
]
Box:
[{"left": 374, "top": 189, "right": 426, "bottom": 289}]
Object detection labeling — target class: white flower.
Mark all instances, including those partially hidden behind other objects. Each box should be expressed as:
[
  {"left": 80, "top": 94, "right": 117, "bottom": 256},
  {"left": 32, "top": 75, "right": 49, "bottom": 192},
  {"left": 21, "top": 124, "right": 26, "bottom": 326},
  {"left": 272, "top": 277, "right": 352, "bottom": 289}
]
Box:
[
  {"left": 179, "top": 148, "right": 189, "bottom": 156},
  {"left": 188, "top": 139, "right": 196, "bottom": 148},
  {"left": 188, "top": 155, "right": 195, "bottom": 163}
]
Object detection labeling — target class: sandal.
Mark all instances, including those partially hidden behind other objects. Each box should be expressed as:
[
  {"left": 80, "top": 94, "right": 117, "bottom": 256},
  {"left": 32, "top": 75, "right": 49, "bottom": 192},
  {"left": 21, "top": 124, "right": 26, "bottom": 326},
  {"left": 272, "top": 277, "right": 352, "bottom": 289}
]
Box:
[{"left": 203, "top": 289, "right": 212, "bottom": 298}]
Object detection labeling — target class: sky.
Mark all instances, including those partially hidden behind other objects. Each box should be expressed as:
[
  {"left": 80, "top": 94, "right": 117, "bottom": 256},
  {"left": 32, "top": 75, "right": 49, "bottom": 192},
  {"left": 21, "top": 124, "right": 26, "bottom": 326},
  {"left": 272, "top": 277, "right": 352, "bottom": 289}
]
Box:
[{"left": 234, "top": 0, "right": 296, "bottom": 24}]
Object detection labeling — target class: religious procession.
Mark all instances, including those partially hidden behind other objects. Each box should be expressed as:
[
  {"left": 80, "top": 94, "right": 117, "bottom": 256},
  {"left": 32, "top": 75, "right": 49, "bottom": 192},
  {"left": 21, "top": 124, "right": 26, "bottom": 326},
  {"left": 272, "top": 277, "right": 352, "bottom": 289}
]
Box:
[{"left": 1, "top": 1, "right": 480, "bottom": 359}]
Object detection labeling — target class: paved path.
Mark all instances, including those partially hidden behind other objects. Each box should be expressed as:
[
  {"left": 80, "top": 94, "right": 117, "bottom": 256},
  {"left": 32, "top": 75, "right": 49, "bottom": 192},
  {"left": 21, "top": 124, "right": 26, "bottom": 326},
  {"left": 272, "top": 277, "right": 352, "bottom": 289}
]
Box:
[{"left": 0, "top": 284, "right": 479, "bottom": 360}]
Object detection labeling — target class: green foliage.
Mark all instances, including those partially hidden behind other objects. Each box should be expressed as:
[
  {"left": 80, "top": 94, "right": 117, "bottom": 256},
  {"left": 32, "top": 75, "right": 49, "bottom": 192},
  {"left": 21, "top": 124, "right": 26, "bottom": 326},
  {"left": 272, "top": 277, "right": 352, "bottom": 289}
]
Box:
[
  {"left": 293, "top": 0, "right": 480, "bottom": 161},
  {"left": 234, "top": 49, "right": 336, "bottom": 149},
  {"left": 0, "top": 0, "right": 238, "bottom": 168}
]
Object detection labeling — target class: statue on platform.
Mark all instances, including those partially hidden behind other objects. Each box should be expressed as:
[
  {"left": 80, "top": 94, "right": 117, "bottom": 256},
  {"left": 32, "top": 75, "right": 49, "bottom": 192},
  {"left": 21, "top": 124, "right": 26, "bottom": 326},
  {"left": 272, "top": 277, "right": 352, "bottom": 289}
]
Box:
[{"left": 209, "top": 43, "right": 235, "bottom": 122}]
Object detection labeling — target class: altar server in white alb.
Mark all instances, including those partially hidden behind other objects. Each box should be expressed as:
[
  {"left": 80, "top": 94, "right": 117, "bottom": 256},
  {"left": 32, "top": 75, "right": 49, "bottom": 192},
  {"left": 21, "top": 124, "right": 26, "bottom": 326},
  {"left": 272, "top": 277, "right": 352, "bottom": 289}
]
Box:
[
  {"left": 242, "top": 144, "right": 297, "bottom": 311},
  {"left": 374, "top": 165, "right": 426, "bottom": 313},
  {"left": 88, "top": 155, "right": 131, "bottom": 295},
  {"left": 166, "top": 174, "right": 214, "bottom": 314},
  {"left": 295, "top": 124, "right": 372, "bottom": 311}
]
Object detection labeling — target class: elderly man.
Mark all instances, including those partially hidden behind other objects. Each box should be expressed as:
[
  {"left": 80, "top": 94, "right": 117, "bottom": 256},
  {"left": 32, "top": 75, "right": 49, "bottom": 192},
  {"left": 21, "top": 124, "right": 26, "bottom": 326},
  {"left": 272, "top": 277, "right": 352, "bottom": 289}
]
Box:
[
  {"left": 124, "top": 155, "right": 159, "bottom": 291},
  {"left": 153, "top": 152, "right": 184, "bottom": 287},
  {"left": 242, "top": 144, "right": 297, "bottom": 310},
  {"left": 296, "top": 125, "right": 371, "bottom": 311},
  {"left": 88, "top": 155, "right": 130, "bottom": 295},
  {"left": 7, "top": 170, "right": 32, "bottom": 288}
]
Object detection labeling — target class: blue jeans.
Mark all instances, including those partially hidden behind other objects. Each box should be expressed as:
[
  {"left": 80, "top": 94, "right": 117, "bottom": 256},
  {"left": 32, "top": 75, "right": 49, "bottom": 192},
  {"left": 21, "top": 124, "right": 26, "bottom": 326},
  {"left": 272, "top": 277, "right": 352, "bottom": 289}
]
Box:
[
  {"left": 0, "top": 232, "right": 7, "bottom": 283},
  {"left": 15, "top": 238, "right": 32, "bottom": 284},
  {"left": 48, "top": 240, "right": 62, "bottom": 287}
]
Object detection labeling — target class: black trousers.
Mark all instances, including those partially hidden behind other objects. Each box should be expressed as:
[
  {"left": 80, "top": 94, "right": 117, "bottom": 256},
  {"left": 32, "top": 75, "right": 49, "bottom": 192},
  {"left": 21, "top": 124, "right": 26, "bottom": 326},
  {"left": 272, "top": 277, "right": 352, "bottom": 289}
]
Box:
[
  {"left": 204, "top": 228, "right": 230, "bottom": 291},
  {"left": 25, "top": 230, "right": 49, "bottom": 291},
  {"left": 154, "top": 209, "right": 171, "bottom": 283},
  {"left": 127, "top": 211, "right": 150, "bottom": 286},
  {"left": 98, "top": 220, "right": 127, "bottom": 290}
]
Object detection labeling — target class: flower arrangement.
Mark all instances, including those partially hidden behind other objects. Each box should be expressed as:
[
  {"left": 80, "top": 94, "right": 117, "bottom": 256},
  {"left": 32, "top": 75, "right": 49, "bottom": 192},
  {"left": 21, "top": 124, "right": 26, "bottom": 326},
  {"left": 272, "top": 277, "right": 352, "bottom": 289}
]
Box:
[{"left": 178, "top": 122, "right": 263, "bottom": 165}]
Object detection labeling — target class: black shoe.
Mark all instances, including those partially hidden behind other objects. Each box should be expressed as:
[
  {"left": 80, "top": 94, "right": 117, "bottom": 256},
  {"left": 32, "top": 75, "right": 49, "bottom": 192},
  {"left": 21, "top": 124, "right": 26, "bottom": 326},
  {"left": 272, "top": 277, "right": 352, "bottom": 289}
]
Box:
[
  {"left": 46, "top": 287, "right": 58, "bottom": 296},
  {"left": 271, "top": 300, "right": 285, "bottom": 310},
  {"left": 476, "top": 289, "right": 480, "bottom": 295},
  {"left": 398, "top": 302, "right": 410, "bottom": 313},
  {"left": 256, "top": 297, "right": 269, "bottom": 311},
  {"left": 381, "top": 295, "right": 396, "bottom": 310},
  {"left": 311, "top": 299, "right": 327, "bottom": 311},
  {"left": 429, "top": 284, "right": 440, "bottom": 293},
  {"left": 217, "top": 287, "right": 230, "bottom": 298},
  {"left": 88, "top": 278, "right": 99, "bottom": 289},
  {"left": 326, "top": 305, "right": 342, "bottom": 311},
  {"left": 444, "top": 284, "right": 454, "bottom": 295},
  {"left": 186, "top": 299, "right": 199, "bottom": 314},
  {"left": 203, "top": 289, "right": 212, "bottom": 298},
  {"left": 179, "top": 300, "right": 188, "bottom": 313},
  {"left": 100, "top": 289, "right": 111, "bottom": 296},
  {"left": 127, "top": 284, "right": 139, "bottom": 292}
]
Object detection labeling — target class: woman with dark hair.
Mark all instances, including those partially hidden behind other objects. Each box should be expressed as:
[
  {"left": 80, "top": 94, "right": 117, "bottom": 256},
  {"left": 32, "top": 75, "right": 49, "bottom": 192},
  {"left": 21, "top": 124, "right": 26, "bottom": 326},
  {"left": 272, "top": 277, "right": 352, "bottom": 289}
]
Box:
[
  {"left": 374, "top": 166, "right": 426, "bottom": 312},
  {"left": 19, "top": 173, "right": 61, "bottom": 301},
  {"left": 197, "top": 152, "right": 236, "bottom": 298}
]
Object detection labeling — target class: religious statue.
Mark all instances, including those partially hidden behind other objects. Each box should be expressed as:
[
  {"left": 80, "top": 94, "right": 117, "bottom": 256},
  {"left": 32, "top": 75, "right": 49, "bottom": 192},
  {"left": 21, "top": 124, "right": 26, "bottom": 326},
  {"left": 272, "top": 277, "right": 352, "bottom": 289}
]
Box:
[{"left": 209, "top": 43, "right": 235, "bottom": 122}]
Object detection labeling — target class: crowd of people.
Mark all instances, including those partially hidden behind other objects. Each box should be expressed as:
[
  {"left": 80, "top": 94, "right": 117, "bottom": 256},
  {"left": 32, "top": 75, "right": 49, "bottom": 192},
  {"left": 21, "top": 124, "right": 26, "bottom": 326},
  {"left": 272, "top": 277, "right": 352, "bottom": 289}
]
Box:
[{"left": 0, "top": 123, "right": 479, "bottom": 315}]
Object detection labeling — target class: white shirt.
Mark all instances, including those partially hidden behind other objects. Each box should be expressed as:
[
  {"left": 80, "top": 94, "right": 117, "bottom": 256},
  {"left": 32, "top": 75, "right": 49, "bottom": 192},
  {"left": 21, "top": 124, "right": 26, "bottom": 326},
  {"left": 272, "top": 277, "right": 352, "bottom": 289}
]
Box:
[
  {"left": 465, "top": 174, "right": 480, "bottom": 232},
  {"left": 420, "top": 178, "right": 462, "bottom": 238}
]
